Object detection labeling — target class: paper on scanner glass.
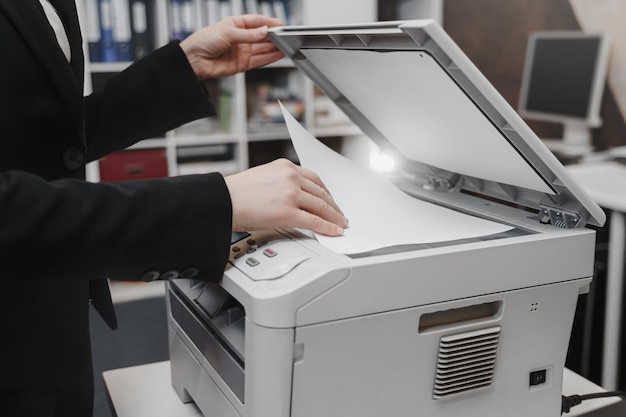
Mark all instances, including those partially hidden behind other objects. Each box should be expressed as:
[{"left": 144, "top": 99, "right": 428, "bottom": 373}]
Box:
[{"left": 166, "top": 20, "right": 605, "bottom": 417}]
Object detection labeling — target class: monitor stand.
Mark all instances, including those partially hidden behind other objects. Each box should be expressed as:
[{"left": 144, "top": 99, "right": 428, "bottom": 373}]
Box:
[
  {"left": 543, "top": 121, "right": 594, "bottom": 158},
  {"left": 563, "top": 120, "right": 594, "bottom": 151}
]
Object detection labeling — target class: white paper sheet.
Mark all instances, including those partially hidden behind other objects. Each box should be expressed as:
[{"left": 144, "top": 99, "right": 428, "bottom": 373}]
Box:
[{"left": 280, "top": 104, "right": 514, "bottom": 255}]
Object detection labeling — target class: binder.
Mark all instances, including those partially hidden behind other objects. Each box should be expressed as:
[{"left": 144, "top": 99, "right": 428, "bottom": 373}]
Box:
[
  {"left": 192, "top": 0, "right": 203, "bottom": 31},
  {"left": 130, "top": 0, "right": 154, "bottom": 59},
  {"left": 85, "top": 0, "right": 102, "bottom": 62},
  {"left": 111, "top": 0, "right": 133, "bottom": 61},
  {"left": 272, "top": 0, "right": 288, "bottom": 24},
  {"left": 98, "top": 0, "right": 118, "bottom": 62},
  {"left": 259, "top": 0, "right": 273, "bottom": 17},
  {"left": 231, "top": 0, "right": 243, "bottom": 15},
  {"left": 169, "top": 0, "right": 195, "bottom": 40},
  {"left": 168, "top": 0, "right": 184, "bottom": 40},
  {"left": 219, "top": 0, "right": 232, "bottom": 20},
  {"left": 204, "top": 0, "right": 220, "bottom": 26},
  {"left": 180, "top": 0, "right": 195, "bottom": 38},
  {"left": 244, "top": 0, "right": 258, "bottom": 14}
]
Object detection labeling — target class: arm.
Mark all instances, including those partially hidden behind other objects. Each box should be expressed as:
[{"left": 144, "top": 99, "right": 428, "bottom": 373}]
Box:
[
  {"left": 0, "top": 171, "right": 231, "bottom": 281},
  {"left": 180, "top": 14, "right": 285, "bottom": 79},
  {"left": 83, "top": 15, "right": 346, "bottom": 237},
  {"left": 84, "top": 42, "right": 214, "bottom": 161},
  {"left": 0, "top": 158, "right": 346, "bottom": 282},
  {"left": 84, "top": 14, "right": 285, "bottom": 161}
]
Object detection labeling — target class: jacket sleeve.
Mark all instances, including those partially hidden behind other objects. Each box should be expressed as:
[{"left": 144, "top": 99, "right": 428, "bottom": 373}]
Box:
[
  {"left": 0, "top": 170, "right": 232, "bottom": 282},
  {"left": 84, "top": 41, "right": 216, "bottom": 161}
]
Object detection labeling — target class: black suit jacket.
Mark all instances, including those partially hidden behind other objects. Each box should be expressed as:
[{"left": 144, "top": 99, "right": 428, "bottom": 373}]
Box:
[{"left": 0, "top": 0, "right": 232, "bottom": 413}]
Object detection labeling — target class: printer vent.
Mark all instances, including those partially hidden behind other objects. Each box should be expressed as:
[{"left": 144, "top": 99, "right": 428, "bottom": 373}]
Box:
[{"left": 432, "top": 326, "right": 500, "bottom": 399}]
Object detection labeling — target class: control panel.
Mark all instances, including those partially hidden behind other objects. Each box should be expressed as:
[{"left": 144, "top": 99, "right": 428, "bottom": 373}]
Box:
[{"left": 229, "top": 230, "right": 315, "bottom": 281}]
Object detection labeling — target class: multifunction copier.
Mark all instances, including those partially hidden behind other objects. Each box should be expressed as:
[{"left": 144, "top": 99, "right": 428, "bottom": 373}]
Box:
[{"left": 166, "top": 20, "right": 606, "bottom": 417}]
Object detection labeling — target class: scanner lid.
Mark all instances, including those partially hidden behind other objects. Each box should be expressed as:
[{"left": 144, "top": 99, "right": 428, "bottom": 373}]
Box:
[{"left": 269, "top": 20, "right": 605, "bottom": 228}]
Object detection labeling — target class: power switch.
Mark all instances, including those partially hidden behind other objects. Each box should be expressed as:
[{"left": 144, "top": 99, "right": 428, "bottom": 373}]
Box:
[{"left": 529, "top": 369, "right": 547, "bottom": 386}]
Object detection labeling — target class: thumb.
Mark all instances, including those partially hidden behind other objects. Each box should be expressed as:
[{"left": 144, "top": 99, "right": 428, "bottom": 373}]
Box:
[{"left": 228, "top": 25, "right": 269, "bottom": 44}]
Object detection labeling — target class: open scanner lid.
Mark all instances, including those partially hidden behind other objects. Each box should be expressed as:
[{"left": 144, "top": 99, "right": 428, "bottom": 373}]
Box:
[{"left": 269, "top": 20, "right": 606, "bottom": 228}]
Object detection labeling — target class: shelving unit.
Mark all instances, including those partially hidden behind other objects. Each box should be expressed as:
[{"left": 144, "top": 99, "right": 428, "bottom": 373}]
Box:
[
  {"left": 78, "top": 0, "right": 443, "bottom": 183},
  {"left": 74, "top": 0, "right": 442, "bottom": 300},
  {"left": 379, "top": 0, "right": 443, "bottom": 24},
  {"left": 77, "top": 0, "right": 378, "bottom": 183}
]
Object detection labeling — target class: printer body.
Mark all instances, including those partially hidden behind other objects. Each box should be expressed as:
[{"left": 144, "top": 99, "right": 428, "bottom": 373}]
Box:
[{"left": 166, "top": 20, "right": 606, "bottom": 417}]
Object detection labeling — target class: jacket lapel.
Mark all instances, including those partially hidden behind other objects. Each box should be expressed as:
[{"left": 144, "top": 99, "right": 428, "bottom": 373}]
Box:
[
  {"left": 1, "top": 1, "right": 118, "bottom": 330},
  {"left": 0, "top": 0, "right": 84, "bottom": 136},
  {"left": 48, "top": 0, "right": 85, "bottom": 83}
]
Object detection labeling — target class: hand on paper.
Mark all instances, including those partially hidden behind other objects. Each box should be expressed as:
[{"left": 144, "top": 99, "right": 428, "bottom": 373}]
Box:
[
  {"left": 224, "top": 159, "right": 348, "bottom": 236},
  {"left": 180, "top": 15, "right": 285, "bottom": 80}
]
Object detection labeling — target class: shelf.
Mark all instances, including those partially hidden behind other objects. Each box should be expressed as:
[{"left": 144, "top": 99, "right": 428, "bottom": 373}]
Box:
[
  {"left": 176, "top": 160, "right": 241, "bottom": 176},
  {"left": 79, "top": 0, "right": 381, "bottom": 181},
  {"left": 171, "top": 133, "right": 241, "bottom": 147},
  {"left": 128, "top": 138, "right": 168, "bottom": 150},
  {"left": 247, "top": 124, "right": 291, "bottom": 141},
  {"left": 311, "top": 125, "right": 362, "bottom": 138}
]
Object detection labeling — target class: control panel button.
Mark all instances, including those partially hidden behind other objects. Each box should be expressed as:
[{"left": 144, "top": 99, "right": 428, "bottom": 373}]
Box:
[
  {"left": 229, "top": 230, "right": 315, "bottom": 281},
  {"left": 246, "top": 257, "right": 260, "bottom": 267},
  {"left": 263, "top": 248, "right": 277, "bottom": 258}
]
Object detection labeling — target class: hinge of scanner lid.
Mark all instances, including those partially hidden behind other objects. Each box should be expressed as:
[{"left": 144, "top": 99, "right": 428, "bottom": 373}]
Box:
[
  {"left": 539, "top": 205, "right": 582, "bottom": 229},
  {"left": 424, "top": 173, "right": 462, "bottom": 192}
]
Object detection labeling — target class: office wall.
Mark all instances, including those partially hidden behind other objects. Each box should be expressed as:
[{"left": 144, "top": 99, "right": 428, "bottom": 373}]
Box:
[
  {"left": 443, "top": 0, "right": 626, "bottom": 150},
  {"left": 571, "top": 0, "right": 626, "bottom": 131}
]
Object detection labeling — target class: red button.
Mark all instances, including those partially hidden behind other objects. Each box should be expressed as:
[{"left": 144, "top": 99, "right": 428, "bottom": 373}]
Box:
[{"left": 263, "top": 248, "right": 277, "bottom": 258}]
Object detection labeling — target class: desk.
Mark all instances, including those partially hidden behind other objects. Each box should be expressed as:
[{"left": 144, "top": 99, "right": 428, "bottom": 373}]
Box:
[
  {"left": 103, "top": 361, "right": 622, "bottom": 417},
  {"left": 103, "top": 361, "right": 201, "bottom": 417},
  {"left": 568, "top": 161, "right": 626, "bottom": 390}
]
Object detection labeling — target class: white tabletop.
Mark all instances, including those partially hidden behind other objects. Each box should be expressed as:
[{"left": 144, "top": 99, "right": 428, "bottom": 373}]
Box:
[
  {"left": 103, "top": 361, "right": 620, "bottom": 417},
  {"left": 103, "top": 361, "right": 201, "bottom": 417},
  {"left": 566, "top": 159, "right": 626, "bottom": 390},
  {"left": 567, "top": 161, "right": 626, "bottom": 212},
  {"left": 562, "top": 368, "right": 621, "bottom": 415}
]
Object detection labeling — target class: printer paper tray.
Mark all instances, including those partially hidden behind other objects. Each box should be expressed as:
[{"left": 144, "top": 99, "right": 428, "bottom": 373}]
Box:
[{"left": 169, "top": 286, "right": 245, "bottom": 402}]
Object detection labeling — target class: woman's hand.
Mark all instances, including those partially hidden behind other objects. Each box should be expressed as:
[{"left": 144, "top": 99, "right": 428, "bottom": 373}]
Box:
[
  {"left": 180, "top": 14, "right": 285, "bottom": 80},
  {"left": 224, "top": 159, "right": 348, "bottom": 236}
]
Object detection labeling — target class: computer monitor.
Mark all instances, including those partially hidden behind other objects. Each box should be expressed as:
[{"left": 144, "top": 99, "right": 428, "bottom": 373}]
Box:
[{"left": 518, "top": 31, "right": 611, "bottom": 153}]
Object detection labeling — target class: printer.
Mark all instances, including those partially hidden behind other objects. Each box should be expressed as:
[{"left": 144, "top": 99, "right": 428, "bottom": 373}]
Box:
[{"left": 166, "top": 20, "right": 606, "bottom": 417}]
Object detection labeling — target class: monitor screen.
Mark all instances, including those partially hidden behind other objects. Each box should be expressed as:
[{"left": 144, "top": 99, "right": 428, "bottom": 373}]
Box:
[{"left": 518, "top": 31, "right": 610, "bottom": 151}]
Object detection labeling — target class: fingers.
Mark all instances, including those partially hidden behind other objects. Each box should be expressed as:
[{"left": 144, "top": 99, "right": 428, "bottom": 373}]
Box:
[
  {"left": 226, "top": 14, "right": 285, "bottom": 44},
  {"left": 298, "top": 174, "right": 344, "bottom": 217},
  {"left": 225, "top": 159, "right": 347, "bottom": 237},
  {"left": 292, "top": 208, "right": 346, "bottom": 237},
  {"left": 249, "top": 50, "right": 286, "bottom": 69},
  {"left": 290, "top": 163, "right": 333, "bottom": 196},
  {"left": 295, "top": 189, "right": 348, "bottom": 237},
  {"left": 247, "top": 41, "right": 285, "bottom": 67},
  {"left": 182, "top": 14, "right": 285, "bottom": 78},
  {"left": 233, "top": 14, "right": 285, "bottom": 30},
  {"left": 226, "top": 25, "right": 270, "bottom": 45},
  {"left": 250, "top": 41, "right": 283, "bottom": 56},
  {"left": 283, "top": 161, "right": 348, "bottom": 236}
]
